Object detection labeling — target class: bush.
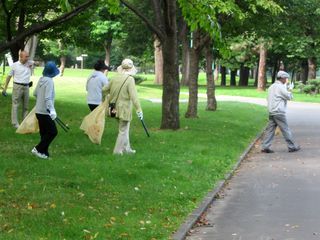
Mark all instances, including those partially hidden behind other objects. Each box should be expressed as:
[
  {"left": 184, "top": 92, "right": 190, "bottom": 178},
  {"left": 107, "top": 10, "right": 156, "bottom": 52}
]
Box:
[
  {"left": 301, "top": 79, "right": 320, "bottom": 95},
  {"left": 134, "top": 74, "right": 147, "bottom": 85}
]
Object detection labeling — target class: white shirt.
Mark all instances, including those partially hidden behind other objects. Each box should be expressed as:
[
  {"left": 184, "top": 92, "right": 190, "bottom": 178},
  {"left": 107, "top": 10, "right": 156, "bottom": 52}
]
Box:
[
  {"left": 86, "top": 71, "right": 109, "bottom": 105},
  {"left": 267, "top": 80, "right": 293, "bottom": 115},
  {"left": 9, "top": 60, "right": 34, "bottom": 84}
]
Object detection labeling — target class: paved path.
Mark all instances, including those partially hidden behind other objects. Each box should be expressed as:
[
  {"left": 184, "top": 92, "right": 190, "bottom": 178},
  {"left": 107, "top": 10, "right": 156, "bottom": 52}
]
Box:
[{"left": 186, "top": 97, "right": 320, "bottom": 240}]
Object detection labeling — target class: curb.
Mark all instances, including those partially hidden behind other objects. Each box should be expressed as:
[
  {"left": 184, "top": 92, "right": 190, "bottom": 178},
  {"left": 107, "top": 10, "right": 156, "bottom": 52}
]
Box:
[{"left": 172, "top": 127, "right": 266, "bottom": 240}]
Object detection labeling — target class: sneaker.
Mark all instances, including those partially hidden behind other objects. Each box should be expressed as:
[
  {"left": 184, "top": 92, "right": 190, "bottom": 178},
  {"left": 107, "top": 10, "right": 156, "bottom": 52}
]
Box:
[
  {"left": 31, "top": 147, "right": 48, "bottom": 159},
  {"left": 261, "top": 148, "right": 274, "bottom": 153},
  {"left": 12, "top": 124, "right": 20, "bottom": 129},
  {"left": 289, "top": 146, "right": 301, "bottom": 152},
  {"left": 125, "top": 149, "right": 136, "bottom": 154}
]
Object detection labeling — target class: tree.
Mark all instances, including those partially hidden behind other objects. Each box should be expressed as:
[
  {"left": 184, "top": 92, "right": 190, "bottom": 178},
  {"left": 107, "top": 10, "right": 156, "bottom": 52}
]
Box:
[
  {"left": 119, "top": 0, "right": 180, "bottom": 129},
  {"left": 0, "top": 0, "right": 97, "bottom": 60}
]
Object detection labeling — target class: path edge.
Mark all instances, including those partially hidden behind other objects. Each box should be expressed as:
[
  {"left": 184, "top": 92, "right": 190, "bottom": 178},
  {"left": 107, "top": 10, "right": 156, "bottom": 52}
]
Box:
[{"left": 172, "top": 127, "right": 266, "bottom": 240}]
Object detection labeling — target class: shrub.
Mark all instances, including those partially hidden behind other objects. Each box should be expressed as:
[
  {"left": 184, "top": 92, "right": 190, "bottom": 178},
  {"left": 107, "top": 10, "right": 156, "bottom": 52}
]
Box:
[{"left": 134, "top": 75, "right": 147, "bottom": 85}]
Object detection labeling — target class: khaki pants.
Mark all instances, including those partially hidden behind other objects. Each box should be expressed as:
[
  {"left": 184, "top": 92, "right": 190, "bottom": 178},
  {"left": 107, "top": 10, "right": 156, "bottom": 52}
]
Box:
[
  {"left": 12, "top": 84, "right": 29, "bottom": 126},
  {"left": 113, "top": 120, "right": 133, "bottom": 154}
]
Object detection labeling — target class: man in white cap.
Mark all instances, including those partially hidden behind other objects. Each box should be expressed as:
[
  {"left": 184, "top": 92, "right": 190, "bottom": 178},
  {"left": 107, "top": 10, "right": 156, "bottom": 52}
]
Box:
[{"left": 261, "top": 70, "right": 300, "bottom": 153}]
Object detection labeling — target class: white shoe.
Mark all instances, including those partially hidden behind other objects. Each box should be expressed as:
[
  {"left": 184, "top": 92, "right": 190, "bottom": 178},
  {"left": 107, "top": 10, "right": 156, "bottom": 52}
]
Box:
[
  {"left": 31, "top": 147, "right": 48, "bottom": 159},
  {"left": 125, "top": 149, "right": 136, "bottom": 154},
  {"left": 13, "top": 124, "right": 20, "bottom": 129}
]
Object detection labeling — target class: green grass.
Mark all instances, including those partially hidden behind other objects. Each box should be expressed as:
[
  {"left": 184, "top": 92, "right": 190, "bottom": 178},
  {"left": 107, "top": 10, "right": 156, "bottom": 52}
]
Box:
[{"left": 0, "top": 70, "right": 267, "bottom": 239}]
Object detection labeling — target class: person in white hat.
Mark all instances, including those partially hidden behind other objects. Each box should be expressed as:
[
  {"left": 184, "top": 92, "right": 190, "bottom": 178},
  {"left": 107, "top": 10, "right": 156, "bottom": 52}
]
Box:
[
  {"left": 103, "top": 58, "right": 142, "bottom": 155},
  {"left": 261, "top": 70, "right": 300, "bottom": 153}
]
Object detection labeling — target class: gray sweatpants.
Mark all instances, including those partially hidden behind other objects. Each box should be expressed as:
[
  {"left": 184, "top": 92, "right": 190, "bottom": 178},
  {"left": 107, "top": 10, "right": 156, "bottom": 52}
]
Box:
[
  {"left": 262, "top": 114, "right": 297, "bottom": 150},
  {"left": 12, "top": 83, "right": 29, "bottom": 126}
]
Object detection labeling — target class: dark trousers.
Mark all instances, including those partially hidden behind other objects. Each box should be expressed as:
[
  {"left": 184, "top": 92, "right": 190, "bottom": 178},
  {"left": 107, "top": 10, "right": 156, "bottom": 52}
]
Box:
[
  {"left": 36, "top": 114, "right": 58, "bottom": 157},
  {"left": 88, "top": 104, "right": 99, "bottom": 111}
]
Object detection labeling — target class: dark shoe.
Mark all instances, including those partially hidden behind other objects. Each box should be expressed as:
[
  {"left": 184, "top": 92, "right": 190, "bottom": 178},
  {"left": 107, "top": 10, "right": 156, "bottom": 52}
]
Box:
[
  {"left": 289, "top": 146, "right": 300, "bottom": 152},
  {"left": 261, "top": 148, "right": 274, "bottom": 153}
]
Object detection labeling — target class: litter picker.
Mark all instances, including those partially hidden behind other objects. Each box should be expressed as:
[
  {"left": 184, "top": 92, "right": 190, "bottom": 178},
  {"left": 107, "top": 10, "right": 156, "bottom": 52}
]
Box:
[
  {"left": 140, "top": 118, "right": 150, "bottom": 137},
  {"left": 47, "top": 109, "right": 69, "bottom": 132}
]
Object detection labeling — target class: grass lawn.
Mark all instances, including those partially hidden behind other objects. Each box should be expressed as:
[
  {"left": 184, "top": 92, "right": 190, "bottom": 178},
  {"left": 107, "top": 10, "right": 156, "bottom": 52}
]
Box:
[{"left": 0, "top": 69, "right": 267, "bottom": 239}]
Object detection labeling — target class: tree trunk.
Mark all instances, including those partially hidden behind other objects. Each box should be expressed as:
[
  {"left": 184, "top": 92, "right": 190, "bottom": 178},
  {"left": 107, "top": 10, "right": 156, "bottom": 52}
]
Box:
[
  {"left": 257, "top": 44, "right": 267, "bottom": 91},
  {"left": 230, "top": 69, "right": 237, "bottom": 86},
  {"left": 154, "top": 36, "right": 163, "bottom": 85},
  {"left": 239, "top": 64, "right": 250, "bottom": 86},
  {"left": 214, "top": 62, "right": 219, "bottom": 83},
  {"left": 220, "top": 66, "right": 226, "bottom": 86},
  {"left": 271, "top": 60, "right": 278, "bottom": 83},
  {"left": 300, "top": 59, "right": 309, "bottom": 84},
  {"left": 161, "top": 25, "right": 180, "bottom": 129},
  {"left": 24, "top": 35, "right": 38, "bottom": 60},
  {"left": 104, "top": 40, "right": 112, "bottom": 66},
  {"left": 254, "top": 60, "right": 259, "bottom": 87},
  {"left": 180, "top": 25, "right": 190, "bottom": 86},
  {"left": 308, "top": 57, "right": 317, "bottom": 79},
  {"left": 205, "top": 43, "right": 217, "bottom": 111},
  {"left": 59, "top": 56, "right": 66, "bottom": 76},
  {"left": 185, "top": 47, "right": 200, "bottom": 118}
]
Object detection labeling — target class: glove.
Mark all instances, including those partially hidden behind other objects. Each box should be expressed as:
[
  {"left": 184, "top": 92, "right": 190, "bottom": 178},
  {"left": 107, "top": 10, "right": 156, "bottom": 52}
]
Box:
[
  {"left": 2, "top": 90, "right": 7, "bottom": 97},
  {"left": 136, "top": 111, "right": 143, "bottom": 120},
  {"left": 49, "top": 110, "right": 57, "bottom": 120}
]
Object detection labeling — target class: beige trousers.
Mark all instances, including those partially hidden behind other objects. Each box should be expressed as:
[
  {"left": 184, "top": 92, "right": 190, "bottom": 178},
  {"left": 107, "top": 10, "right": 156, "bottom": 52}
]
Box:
[
  {"left": 113, "top": 120, "right": 133, "bottom": 154},
  {"left": 12, "top": 84, "right": 29, "bottom": 126}
]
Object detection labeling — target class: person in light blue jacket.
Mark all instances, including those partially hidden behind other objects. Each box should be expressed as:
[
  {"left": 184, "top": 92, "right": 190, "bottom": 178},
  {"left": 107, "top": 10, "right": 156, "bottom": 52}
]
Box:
[
  {"left": 86, "top": 60, "right": 110, "bottom": 111},
  {"left": 32, "top": 61, "right": 60, "bottom": 159},
  {"left": 261, "top": 71, "right": 300, "bottom": 153}
]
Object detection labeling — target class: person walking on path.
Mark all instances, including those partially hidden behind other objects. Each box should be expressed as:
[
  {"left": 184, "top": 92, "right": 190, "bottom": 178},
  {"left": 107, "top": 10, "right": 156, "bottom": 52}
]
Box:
[
  {"left": 31, "top": 61, "right": 60, "bottom": 159},
  {"left": 86, "top": 60, "right": 110, "bottom": 111},
  {"left": 103, "top": 58, "right": 143, "bottom": 155},
  {"left": 261, "top": 70, "right": 300, "bottom": 153},
  {"left": 2, "top": 51, "right": 34, "bottom": 128}
]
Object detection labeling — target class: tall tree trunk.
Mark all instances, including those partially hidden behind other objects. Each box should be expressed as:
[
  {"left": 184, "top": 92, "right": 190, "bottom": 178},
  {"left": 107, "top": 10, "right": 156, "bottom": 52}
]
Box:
[
  {"left": 161, "top": 13, "right": 180, "bottom": 129},
  {"left": 154, "top": 36, "right": 163, "bottom": 85},
  {"left": 230, "top": 69, "right": 237, "bottom": 86},
  {"left": 308, "top": 57, "right": 317, "bottom": 79},
  {"left": 205, "top": 42, "right": 217, "bottom": 111},
  {"left": 239, "top": 64, "right": 250, "bottom": 86},
  {"left": 104, "top": 40, "right": 112, "bottom": 66},
  {"left": 300, "top": 59, "right": 309, "bottom": 84},
  {"left": 58, "top": 40, "right": 66, "bottom": 76},
  {"left": 220, "top": 66, "right": 226, "bottom": 86},
  {"left": 185, "top": 30, "right": 201, "bottom": 118},
  {"left": 24, "top": 35, "right": 38, "bottom": 60},
  {"left": 214, "top": 62, "right": 219, "bottom": 83},
  {"left": 180, "top": 24, "right": 190, "bottom": 86},
  {"left": 254, "top": 60, "right": 259, "bottom": 87},
  {"left": 257, "top": 44, "right": 267, "bottom": 91}
]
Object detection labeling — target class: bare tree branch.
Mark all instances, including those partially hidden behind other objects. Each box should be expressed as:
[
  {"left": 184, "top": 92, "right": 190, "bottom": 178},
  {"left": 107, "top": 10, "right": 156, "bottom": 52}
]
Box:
[
  {"left": 0, "top": 0, "right": 97, "bottom": 53},
  {"left": 120, "top": 0, "right": 165, "bottom": 41}
]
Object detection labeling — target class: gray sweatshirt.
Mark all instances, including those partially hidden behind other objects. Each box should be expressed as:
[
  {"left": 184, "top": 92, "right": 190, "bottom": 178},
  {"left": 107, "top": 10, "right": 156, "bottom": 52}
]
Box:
[
  {"left": 86, "top": 71, "right": 108, "bottom": 105},
  {"left": 33, "top": 76, "right": 55, "bottom": 115},
  {"left": 267, "top": 80, "right": 292, "bottom": 115}
]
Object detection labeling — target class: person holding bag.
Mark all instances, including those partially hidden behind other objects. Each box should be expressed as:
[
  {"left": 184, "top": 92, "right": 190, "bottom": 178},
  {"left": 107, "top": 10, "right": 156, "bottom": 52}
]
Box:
[
  {"left": 31, "top": 61, "right": 60, "bottom": 159},
  {"left": 103, "top": 58, "right": 143, "bottom": 155}
]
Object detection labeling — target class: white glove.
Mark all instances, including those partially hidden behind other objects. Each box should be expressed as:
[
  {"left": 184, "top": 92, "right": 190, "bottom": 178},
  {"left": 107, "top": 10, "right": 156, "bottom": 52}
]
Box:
[
  {"left": 136, "top": 111, "right": 143, "bottom": 120},
  {"left": 49, "top": 110, "right": 57, "bottom": 120}
]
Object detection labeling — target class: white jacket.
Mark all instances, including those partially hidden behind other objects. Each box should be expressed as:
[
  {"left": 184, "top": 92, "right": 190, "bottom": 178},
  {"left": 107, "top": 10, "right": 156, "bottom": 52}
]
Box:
[{"left": 267, "top": 80, "right": 292, "bottom": 115}]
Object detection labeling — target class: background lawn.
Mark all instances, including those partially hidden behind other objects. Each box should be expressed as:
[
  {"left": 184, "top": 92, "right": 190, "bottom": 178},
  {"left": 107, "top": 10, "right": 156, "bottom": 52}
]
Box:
[{"left": 0, "top": 68, "right": 306, "bottom": 239}]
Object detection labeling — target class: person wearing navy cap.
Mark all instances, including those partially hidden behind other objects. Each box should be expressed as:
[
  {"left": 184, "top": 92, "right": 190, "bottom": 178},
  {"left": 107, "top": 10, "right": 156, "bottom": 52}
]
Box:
[{"left": 31, "top": 61, "right": 60, "bottom": 159}]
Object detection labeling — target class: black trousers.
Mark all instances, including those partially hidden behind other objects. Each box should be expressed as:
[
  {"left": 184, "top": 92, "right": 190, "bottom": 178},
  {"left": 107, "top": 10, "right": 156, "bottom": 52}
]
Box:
[
  {"left": 36, "top": 114, "right": 58, "bottom": 157},
  {"left": 88, "top": 104, "right": 99, "bottom": 111}
]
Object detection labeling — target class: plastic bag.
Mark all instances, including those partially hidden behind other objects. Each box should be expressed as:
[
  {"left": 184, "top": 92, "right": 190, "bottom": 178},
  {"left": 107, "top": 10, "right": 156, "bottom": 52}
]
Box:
[
  {"left": 80, "top": 99, "right": 108, "bottom": 144},
  {"left": 16, "top": 106, "right": 39, "bottom": 134}
]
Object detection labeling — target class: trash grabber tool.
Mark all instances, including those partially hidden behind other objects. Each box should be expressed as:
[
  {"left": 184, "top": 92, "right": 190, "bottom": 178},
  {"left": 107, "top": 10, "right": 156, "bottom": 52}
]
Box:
[{"left": 140, "top": 119, "right": 150, "bottom": 137}]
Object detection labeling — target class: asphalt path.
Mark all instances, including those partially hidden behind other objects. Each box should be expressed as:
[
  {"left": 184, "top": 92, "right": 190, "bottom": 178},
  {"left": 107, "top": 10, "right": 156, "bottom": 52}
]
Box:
[{"left": 186, "top": 97, "right": 320, "bottom": 240}]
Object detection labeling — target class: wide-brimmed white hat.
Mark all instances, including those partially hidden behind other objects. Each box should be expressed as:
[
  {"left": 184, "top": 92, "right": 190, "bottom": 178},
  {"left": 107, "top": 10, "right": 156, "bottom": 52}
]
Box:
[{"left": 117, "top": 58, "right": 137, "bottom": 75}]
